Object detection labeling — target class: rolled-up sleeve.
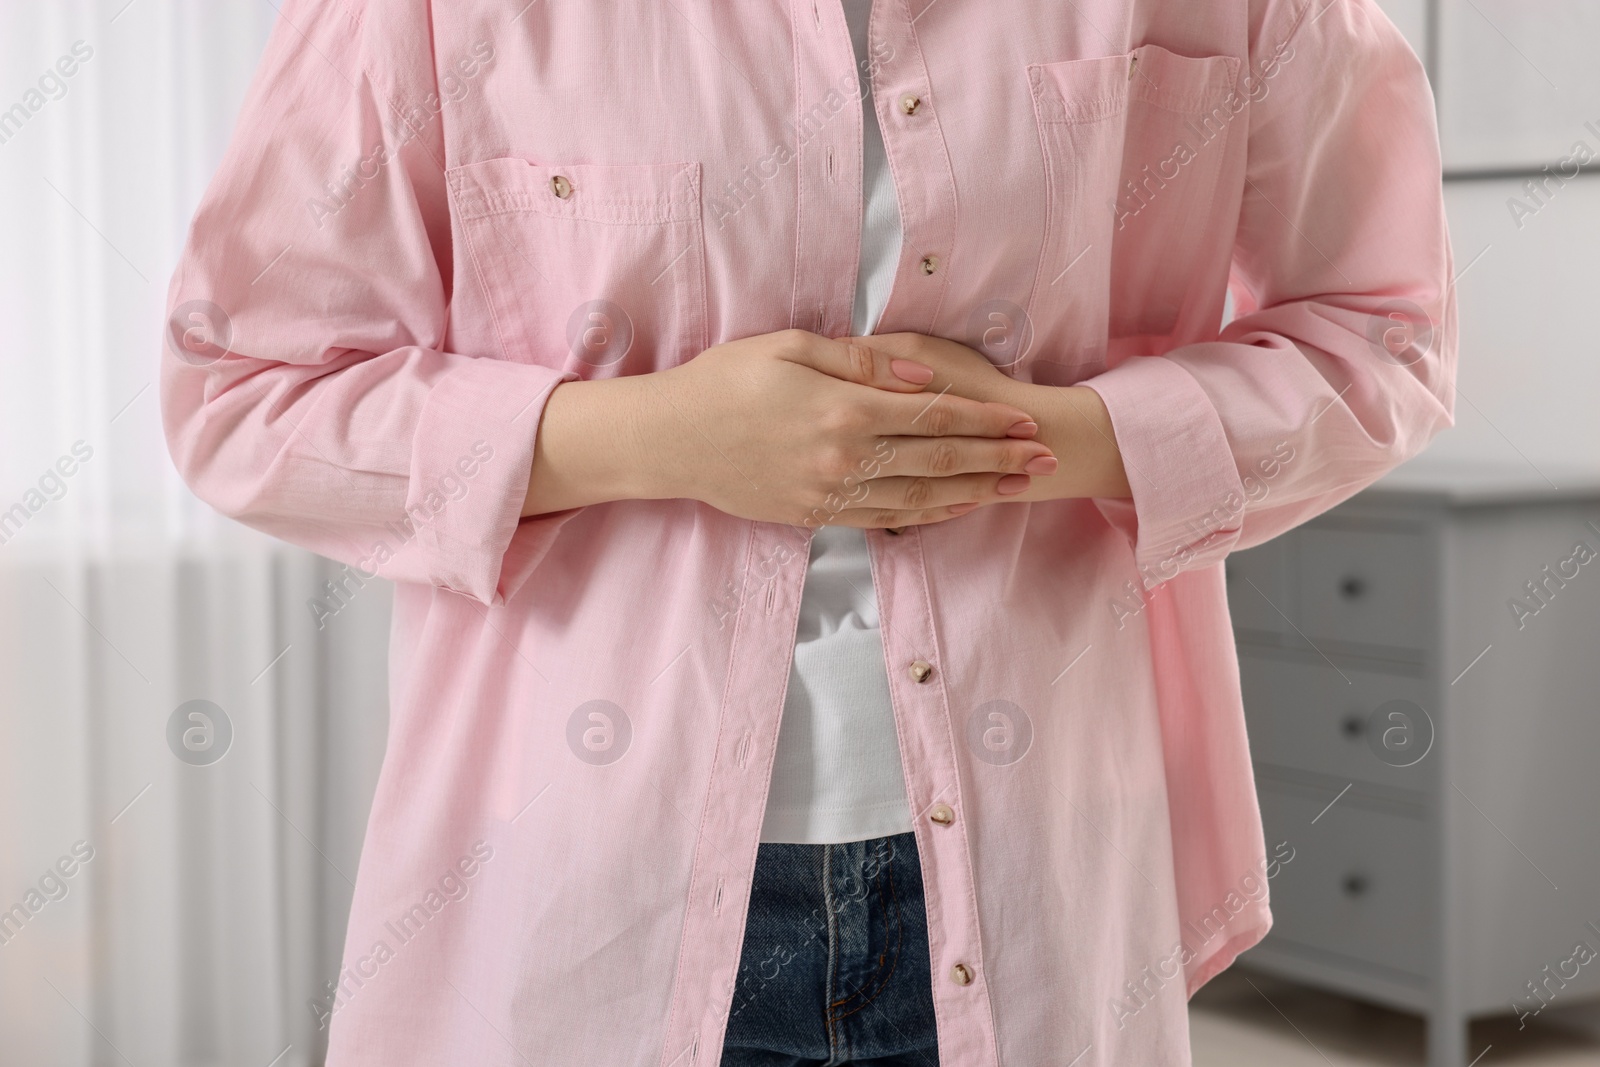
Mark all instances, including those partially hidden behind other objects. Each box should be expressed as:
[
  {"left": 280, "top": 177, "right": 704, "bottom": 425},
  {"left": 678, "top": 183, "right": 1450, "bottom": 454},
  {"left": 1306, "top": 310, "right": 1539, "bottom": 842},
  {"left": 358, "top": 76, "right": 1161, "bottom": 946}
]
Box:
[
  {"left": 1083, "top": 0, "right": 1456, "bottom": 588},
  {"left": 160, "top": 0, "right": 576, "bottom": 605}
]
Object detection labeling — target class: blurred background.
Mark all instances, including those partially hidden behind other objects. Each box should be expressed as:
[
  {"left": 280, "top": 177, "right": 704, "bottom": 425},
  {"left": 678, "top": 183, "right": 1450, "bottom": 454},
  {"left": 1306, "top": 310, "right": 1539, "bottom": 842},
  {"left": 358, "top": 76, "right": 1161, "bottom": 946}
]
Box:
[{"left": 2, "top": 2, "right": 1600, "bottom": 1065}]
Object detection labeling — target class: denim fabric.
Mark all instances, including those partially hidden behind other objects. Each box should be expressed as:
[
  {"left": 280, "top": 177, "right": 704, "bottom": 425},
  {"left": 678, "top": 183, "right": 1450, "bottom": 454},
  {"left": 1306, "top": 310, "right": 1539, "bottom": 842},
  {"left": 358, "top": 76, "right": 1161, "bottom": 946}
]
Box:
[{"left": 721, "top": 832, "right": 939, "bottom": 1066}]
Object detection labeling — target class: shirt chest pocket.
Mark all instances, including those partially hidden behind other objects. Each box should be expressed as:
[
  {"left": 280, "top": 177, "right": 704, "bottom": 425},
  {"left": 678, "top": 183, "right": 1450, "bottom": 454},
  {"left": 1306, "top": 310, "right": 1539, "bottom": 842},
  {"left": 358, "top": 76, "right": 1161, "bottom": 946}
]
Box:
[
  {"left": 447, "top": 159, "right": 708, "bottom": 377},
  {"left": 1025, "top": 45, "right": 1241, "bottom": 381}
]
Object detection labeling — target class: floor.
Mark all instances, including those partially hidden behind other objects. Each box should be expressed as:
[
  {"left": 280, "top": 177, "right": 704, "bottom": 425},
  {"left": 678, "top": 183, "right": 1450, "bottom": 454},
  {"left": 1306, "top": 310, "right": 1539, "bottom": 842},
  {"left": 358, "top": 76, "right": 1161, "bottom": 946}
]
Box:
[{"left": 1190, "top": 969, "right": 1600, "bottom": 1066}]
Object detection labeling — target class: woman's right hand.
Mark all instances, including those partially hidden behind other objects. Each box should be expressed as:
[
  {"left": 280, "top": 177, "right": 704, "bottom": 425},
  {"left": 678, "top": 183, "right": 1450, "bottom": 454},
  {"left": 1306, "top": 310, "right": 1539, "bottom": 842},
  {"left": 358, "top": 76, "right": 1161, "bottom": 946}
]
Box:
[{"left": 525, "top": 329, "right": 1057, "bottom": 526}]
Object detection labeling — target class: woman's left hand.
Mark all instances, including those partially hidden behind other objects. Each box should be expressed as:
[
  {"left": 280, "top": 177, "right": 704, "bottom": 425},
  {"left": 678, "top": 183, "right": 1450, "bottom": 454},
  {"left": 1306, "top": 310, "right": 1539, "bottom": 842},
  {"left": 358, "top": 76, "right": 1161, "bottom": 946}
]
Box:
[{"left": 837, "top": 333, "right": 1134, "bottom": 503}]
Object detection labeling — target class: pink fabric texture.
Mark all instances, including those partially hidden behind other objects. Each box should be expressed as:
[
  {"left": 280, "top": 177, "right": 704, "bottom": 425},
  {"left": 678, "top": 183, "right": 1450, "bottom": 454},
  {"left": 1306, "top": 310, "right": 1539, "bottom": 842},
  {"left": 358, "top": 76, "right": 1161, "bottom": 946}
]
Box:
[{"left": 160, "top": 0, "right": 1456, "bottom": 1063}]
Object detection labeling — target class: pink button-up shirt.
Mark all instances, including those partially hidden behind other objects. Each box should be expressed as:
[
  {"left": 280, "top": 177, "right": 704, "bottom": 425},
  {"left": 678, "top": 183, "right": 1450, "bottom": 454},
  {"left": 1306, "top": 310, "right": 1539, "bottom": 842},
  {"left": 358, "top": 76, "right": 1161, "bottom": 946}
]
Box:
[{"left": 161, "top": 0, "right": 1456, "bottom": 1062}]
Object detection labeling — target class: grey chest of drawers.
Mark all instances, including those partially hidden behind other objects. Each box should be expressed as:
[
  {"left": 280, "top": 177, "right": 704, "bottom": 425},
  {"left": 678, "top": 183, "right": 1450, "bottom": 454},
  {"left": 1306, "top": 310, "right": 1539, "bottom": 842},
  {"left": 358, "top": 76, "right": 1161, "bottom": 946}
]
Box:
[{"left": 1225, "top": 459, "right": 1600, "bottom": 1067}]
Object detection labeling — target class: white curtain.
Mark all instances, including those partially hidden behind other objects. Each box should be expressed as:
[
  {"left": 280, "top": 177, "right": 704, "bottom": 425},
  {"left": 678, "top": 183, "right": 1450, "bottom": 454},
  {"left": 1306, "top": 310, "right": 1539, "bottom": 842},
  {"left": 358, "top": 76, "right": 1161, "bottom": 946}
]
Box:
[{"left": 0, "top": 4, "right": 388, "bottom": 1065}]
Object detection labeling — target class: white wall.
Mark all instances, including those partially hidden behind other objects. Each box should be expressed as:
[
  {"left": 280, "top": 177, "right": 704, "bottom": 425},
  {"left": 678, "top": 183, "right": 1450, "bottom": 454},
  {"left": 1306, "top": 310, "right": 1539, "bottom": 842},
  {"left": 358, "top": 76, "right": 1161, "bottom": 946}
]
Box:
[
  {"left": 1435, "top": 178, "right": 1600, "bottom": 469},
  {"left": 1369, "top": 0, "right": 1600, "bottom": 471}
]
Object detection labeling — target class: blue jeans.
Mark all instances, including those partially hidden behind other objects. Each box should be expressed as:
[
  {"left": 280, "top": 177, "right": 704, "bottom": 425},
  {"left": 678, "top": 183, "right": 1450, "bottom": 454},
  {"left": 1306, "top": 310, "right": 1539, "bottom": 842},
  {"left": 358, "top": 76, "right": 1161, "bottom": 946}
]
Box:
[{"left": 721, "top": 832, "right": 940, "bottom": 1066}]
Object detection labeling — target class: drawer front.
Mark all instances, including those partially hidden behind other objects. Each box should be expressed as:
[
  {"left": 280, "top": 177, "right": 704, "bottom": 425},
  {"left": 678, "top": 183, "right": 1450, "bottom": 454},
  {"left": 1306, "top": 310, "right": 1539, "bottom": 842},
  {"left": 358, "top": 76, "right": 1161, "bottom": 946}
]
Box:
[
  {"left": 1297, "top": 526, "right": 1432, "bottom": 652},
  {"left": 1256, "top": 783, "right": 1431, "bottom": 979},
  {"left": 1225, "top": 534, "right": 1295, "bottom": 638},
  {"left": 1240, "top": 656, "right": 1437, "bottom": 791}
]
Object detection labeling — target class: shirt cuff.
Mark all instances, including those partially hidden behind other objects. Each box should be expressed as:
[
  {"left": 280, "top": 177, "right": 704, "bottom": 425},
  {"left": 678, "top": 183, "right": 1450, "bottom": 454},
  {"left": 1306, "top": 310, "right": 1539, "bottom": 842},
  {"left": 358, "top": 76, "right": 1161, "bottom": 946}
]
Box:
[
  {"left": 1079, "top": 354, "right": 1245, "bottom": 588},
  {"left": 407, "top": 357, "right": 579, "bottom": 605}
]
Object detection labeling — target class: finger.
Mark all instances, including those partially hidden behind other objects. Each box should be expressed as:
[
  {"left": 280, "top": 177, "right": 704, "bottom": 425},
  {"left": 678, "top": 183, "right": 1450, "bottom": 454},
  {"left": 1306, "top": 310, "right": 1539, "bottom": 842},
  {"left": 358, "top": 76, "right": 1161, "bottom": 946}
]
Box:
[
  {"left": 836, "top": 333, "right": 937, "bottom": 382},
  {"left": 839, "top": 332, "right": 923, "bottom": 358},
  {"left": 826, "top": 501, "right": 986, "bottom": 529},
  {"left": 773, "top": 330, "right": 933, "bottom": 393},
  {"left": 873, "top": 390, "right": 1039, "bottom": 439},
  {"left": 850, "top": 472, "right": 1035, "bottom": 511},
  {"left": 877, "top": 438, "right": 1057, "bottom": 480}
]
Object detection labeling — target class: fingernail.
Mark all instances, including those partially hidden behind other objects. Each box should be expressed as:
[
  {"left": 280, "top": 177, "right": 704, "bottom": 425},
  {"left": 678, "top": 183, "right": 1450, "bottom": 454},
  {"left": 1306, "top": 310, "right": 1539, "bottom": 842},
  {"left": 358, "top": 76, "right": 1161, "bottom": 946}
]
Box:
[
  {"left": 1024, "top": 455, "right": 1058, "bottom": 475},
  {"left": 949, "top": 502, "right": 980, "bottom": 515},
  {"left": 1007, "top": 420, "right": 1039, "bottom": 438},
  {"left": 997, "top": 474, "right": 1031, "bottom": 495},
  {"left": 891, "top": 359, "right": 934, "bottom": 384}
]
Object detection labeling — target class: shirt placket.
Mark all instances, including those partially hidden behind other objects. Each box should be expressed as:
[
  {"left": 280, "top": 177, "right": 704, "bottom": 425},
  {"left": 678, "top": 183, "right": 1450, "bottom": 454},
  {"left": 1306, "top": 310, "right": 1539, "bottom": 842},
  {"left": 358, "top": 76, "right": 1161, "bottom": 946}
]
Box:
[
  {"left": 867, "top": 2, "right": 1001, "bottom": 1064},
  {"left": 659, "top": 4, "right": 867, "bottom": 1064},
  {"left": 661, "top": 525, "right": 819, "bottom": 1067},
  {"left": 789, "top": 0, "right": 865, "bottom": 336},
  {"left": 866, "top": 0, "right": 957, "bottom": 335},
  {"left": 868, "top": 521, "right": 1003, "bottom": 1066}
]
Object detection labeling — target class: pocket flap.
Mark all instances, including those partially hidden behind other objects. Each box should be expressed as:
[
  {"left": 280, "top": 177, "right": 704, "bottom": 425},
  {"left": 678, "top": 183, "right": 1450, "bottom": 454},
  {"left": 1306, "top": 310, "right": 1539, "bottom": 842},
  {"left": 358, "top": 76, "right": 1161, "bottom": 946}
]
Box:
[
  {"left": 1029, "top": 54, "right": 1130, "bottom": 124},
  {"left": 1128, "top": 44, "right": 1240, "bottom": 114},
  {"left": 1030, "top": 44, "right": 1240, "bottom": 124},
  {"left": 448, "top": 159, "right": 701, "bottom": 225}
]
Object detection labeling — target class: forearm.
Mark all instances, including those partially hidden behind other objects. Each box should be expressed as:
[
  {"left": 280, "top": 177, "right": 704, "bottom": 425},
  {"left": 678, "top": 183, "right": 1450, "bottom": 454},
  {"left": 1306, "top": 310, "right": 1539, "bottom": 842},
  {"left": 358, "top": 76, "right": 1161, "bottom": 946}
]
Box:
[{"left": 520, "top": 375, "right": 673, "bottom": 516}]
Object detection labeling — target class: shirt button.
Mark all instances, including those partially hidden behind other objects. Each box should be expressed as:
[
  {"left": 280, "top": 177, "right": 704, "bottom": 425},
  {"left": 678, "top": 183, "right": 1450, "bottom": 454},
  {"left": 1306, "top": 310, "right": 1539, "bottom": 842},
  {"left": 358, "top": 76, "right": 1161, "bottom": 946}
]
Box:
[
  {"left": 929, "top": 803, "right": 955, "bottom": 826},
  {"left": 909, "top": 660, "right": 933, "bottom": 683},
  {"left": 951, "top": 963, "right": 974, "bottom": 986},
  {"left": 550, "top": 174, "right": 573, "bottom": 199},
  {"left": 900, "top": 93, "right": 922, "bottom": 115},
  {"left": 920, "top": 255, "right": 939, "bottom": 275}
]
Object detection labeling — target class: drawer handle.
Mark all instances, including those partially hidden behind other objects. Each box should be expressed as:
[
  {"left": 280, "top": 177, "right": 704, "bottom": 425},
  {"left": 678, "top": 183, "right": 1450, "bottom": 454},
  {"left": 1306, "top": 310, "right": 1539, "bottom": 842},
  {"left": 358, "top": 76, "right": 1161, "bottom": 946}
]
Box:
[
  {"left": 1340, "top": 714, "right": 1365, "bottom": 739},
  {"left": 1338, "top": 576, "right": 1366, "bottom": 600},
  {"left": 1341, "top": 873, "right": 1370, "bottom": 898}
]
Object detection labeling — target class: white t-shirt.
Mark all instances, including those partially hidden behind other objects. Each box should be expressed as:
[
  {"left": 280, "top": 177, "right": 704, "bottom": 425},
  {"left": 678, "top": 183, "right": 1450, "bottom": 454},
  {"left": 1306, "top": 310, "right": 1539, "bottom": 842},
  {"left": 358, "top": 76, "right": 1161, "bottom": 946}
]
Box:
[{"left": 758, "top": 0, "right": 912, "bottom": 844}]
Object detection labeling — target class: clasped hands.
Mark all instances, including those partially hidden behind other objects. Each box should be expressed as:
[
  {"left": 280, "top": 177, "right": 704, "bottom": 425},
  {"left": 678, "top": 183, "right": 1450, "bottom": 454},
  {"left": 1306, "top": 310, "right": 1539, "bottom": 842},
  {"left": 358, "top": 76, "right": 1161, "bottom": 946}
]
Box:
[{"left": 523, "top": 328, "right": 1130, "bottom": 526}]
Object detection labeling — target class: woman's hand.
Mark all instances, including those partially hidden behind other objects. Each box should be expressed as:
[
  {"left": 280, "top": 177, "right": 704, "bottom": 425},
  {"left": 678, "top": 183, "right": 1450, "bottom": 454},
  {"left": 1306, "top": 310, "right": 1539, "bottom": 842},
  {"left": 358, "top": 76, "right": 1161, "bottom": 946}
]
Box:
[
  {"left": 523, "top": 329, "right": 1059, "bottom": 527},
  {"left": 839, "top": 333, "right": 1133, "bottom": 503}
]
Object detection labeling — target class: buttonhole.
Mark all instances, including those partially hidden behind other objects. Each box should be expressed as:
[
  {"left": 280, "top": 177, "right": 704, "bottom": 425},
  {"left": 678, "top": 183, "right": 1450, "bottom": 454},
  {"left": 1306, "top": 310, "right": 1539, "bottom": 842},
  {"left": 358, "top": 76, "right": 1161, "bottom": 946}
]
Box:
[{"left": 713, "top": 876, "right": 726, "bottom": 916}]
